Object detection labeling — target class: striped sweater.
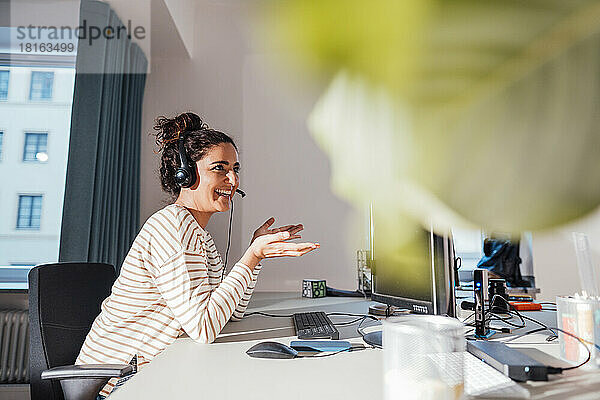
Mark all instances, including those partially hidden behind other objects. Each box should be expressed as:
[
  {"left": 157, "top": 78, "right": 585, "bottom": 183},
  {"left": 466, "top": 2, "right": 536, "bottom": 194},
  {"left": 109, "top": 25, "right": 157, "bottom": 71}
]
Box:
[{"left": 75, "top": 204, "right": 261, "bottom": 396}]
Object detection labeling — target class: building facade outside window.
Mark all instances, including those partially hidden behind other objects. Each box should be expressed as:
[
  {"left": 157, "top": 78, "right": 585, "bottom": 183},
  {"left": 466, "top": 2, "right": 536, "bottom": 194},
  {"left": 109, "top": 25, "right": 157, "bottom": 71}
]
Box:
[
  {"left": 29, "top": 71, "right": 54, "bottom": 100},
  {"left": 23, "top": 132, "right": 48, "bottom": 162},
  {"left": 16, "top": 195, "right": 43, "bottom": 230},
  {"left": 0, "top": 64, "right": 74, "bottom": 289},
  {"left": 0, "top": 24, "right": 77, "bottom": 289},
  {"left": 0, "top": 70, "right": 8, "bottom": 100}
]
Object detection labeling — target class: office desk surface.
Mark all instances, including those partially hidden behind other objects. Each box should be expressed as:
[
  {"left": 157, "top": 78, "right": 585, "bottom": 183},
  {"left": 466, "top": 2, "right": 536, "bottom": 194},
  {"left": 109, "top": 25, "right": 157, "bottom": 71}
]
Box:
[{"left": 110, "top": 292, "right": 600, "bottom": 400}]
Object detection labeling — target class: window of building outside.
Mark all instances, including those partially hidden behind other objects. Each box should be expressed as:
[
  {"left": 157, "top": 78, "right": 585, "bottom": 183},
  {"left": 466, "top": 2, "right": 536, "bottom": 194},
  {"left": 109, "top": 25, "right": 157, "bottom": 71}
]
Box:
[
  {"left": 16, "top": 195, "right": 43, "bottom": 230},
  {"left": 0, "top": 70, "right": 8, "bottom": 100},
  {"left": 29, "top": 71, "right": 54, "bottom": 101},
  {"left": 23, "top": 132, "right": 48, "bottom": 162},
  {"left": 0, "top": 55, "right": 76, "bottom": 289},
  {"left": 452, "top": 228, "right": 484, "bottom": 282}
]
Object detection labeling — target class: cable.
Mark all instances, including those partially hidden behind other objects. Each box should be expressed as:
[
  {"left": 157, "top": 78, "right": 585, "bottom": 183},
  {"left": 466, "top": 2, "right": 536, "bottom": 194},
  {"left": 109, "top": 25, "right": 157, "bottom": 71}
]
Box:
[
  {"left": 355, "top": 314, "right": 381, "bottom": 344},
  {"left": 222, "top": 197, "right": 235, "bottom": 281},
  {"left": 546, "top": 327, "right": 591, "bottom": 371},
  {"left": 491, "top": 295, "right": 528, "bottom": 330},
  {"left": 512, "top": 313, "right": 557, "bottom": 341},
  {"left": 330, "top": 317, "right": 366, "bottom": 326},
  {"left": 300, "top": 345, "right": 374, "bottom": 358},
  {"left": 461, "top": 312, "right": 475, "bottom": 324},
  {"left": 488, "top": 313, "right": 525, "bottom": 329},
  {"left": 326, "top": 312, "right": 376, "bottom": 318},
  {"left": 324, "top": 312, "right": 380, "bottom": 330},
  {"left": 501, "top": 327, "right": 548, "bottom": 344},
  {"left": 244, "top": 311, "right": 293, "bottom": 318},
  {"left": 303, "top": 348, "right": 349, "bottom": 358},
  {"left": 494, "top": 311, "right": 593, "bottom": 371}
]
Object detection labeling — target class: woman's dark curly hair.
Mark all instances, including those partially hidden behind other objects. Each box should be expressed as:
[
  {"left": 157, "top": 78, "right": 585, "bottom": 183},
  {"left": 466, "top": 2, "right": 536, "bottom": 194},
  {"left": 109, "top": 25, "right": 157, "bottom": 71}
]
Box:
[{"left": 153, "top": 112, "right": 237, "bottom": 198}]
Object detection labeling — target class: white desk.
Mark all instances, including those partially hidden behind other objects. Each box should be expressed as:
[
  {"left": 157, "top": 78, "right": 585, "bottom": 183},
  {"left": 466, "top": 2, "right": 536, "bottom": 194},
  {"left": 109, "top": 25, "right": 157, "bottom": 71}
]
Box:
[{"left": 110, "top": 293, "right": 600, "bottom": 400}]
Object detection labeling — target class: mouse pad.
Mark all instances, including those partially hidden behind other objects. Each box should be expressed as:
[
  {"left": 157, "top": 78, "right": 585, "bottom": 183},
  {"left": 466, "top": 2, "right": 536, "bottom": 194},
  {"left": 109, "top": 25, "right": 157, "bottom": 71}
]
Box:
[{"left": 290, "top": 340, "right": 351, "bottom": 352}]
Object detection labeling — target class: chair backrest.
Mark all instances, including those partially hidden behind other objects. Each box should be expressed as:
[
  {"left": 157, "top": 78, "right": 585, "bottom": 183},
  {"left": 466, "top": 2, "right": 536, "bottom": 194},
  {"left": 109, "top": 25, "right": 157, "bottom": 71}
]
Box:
[{"left": 28, "top": 262, "right": 116, "bottom": 400}]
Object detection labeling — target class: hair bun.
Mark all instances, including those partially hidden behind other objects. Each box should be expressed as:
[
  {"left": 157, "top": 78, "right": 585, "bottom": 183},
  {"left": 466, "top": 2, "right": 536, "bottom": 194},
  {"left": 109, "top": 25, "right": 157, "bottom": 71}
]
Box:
[
  {"left": 153, "top": 112, "right": 208, "bottom": 150},
  {"left": 176, "top": 112, "right": 206, "bottom": 133}
]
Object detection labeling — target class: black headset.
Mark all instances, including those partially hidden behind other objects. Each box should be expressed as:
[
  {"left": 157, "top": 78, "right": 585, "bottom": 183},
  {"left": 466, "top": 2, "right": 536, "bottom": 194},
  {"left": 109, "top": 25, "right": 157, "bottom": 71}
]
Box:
[{"left": 175, "top": 132, "right": 196, "bottom": 188}]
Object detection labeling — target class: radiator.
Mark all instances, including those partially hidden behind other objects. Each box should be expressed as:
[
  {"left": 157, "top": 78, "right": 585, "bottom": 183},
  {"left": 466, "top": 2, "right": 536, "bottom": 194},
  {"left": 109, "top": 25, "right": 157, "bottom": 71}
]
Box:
[{"left": 0, "top": 310, "right": 29, "bottom": 383}]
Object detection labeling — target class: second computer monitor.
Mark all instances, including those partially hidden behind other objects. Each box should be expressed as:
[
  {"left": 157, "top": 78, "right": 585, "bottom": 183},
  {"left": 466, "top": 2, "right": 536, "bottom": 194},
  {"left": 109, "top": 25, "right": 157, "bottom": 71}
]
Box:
[{"left": 370, "top": 225, "right": 457, "bottom": 317}]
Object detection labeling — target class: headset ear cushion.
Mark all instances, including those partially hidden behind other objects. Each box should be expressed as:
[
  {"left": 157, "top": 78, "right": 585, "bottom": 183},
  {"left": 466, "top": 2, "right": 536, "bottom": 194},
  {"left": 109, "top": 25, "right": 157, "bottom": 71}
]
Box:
[{"left": 175, "top": 168, "right": 191, "bottom": 187}]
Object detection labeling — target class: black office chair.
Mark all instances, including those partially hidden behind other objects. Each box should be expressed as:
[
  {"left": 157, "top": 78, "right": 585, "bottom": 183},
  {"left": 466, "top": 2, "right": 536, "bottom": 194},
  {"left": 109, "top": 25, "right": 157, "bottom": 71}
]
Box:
[{"left": 28, "top": 262, "right": 133, "bottom": 400}]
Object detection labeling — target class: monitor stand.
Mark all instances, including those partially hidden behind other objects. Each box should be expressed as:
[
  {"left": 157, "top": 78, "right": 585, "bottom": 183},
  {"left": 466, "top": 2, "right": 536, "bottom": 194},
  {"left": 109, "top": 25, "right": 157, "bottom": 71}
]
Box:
[{"left": 363, "top": 330, "right": 382, "bottom": 348}]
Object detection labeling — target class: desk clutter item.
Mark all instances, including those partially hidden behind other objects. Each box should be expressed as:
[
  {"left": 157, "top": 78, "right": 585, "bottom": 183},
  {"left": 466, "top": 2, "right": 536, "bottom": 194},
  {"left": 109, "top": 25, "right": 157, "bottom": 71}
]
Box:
[
  {"left": 467, "top": 341, "right": 550, "bottom": 381},
  {"left": 293, "top": 311, "right": 340, "bottom": 340},
  {"left": 557, "top": 295, "right": 600, "bottom": 368},
  {"left": 290, "top": 340, "right": 351, "bottom": 352},
  {"left": 509, "top": 302, "right": 542, "bottom": 311},
  {"left": 383, "top": 315, "right": 465, "bottom": 400},
  {"left": 356, "top": 249, "right": 372, "bottom": 295},
  {"left": 302, "top": 279, "right": 326, "bottom": 298},
  {"left": 463, "top": 352, "right": 530, "bottom": 398}
]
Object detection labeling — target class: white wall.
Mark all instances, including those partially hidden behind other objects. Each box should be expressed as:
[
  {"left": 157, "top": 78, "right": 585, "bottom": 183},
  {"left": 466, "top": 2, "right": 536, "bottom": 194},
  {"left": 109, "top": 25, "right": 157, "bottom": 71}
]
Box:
[
  {"left": 533, "top": 207, "right": 600, "bottom": 301},
  {"left": 140, "top": 1, "right": 359, "bottom": 291},
  {"left": 140, "top": 1, "right": 600, "bottom": 295}
]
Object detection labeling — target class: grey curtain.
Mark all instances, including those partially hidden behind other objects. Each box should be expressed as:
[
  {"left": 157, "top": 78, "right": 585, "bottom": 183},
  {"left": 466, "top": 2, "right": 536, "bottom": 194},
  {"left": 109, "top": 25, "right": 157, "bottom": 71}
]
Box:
[{"left": 59, "top": 1, "right": 147, "bottom": 273}]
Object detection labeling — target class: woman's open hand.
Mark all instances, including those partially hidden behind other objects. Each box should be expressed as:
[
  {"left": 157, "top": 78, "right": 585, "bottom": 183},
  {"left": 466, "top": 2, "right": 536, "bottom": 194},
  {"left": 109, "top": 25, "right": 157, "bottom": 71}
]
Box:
[
  {"left": 250, "top": 217, "right": 304, "bottom": 245},
  {"left": 238, "top": 218, "right": 319, "bottom": 268},
  {"left": 250, "top": 230, "right": 320, "bottom": 260}
]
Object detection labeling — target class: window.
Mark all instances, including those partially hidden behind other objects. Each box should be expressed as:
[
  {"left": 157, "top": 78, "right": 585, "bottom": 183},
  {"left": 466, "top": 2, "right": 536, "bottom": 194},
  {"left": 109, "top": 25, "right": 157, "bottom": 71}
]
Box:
[
  {"left": 29, "top": 71, "right": 54, "bottom": 100},
  {"left": 23, "top": 132, "right": 48, "bottom": 162},
  {"left": 0, "top": 70, "right": 8, "bottom": 100},
  {"left": 0, "top": 131, "right": 3, "bottom": 159},
  {"left": 0, "top": 265, "right": 34, "bottom": 289},
  {"left": 16, "top": 195, "right": 43, "bottom": 229},
  {"left": 0, "top": 26, "right": 77, "bottom": 291},
  {"left": 452, "top": 228, "right": 483, "bottom": 282}
]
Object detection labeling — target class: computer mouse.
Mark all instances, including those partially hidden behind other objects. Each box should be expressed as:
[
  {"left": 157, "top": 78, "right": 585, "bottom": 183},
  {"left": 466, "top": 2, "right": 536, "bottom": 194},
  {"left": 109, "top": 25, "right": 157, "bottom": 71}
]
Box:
[{"left": 246, "top": 341, "right": 298, "bottom": 359}]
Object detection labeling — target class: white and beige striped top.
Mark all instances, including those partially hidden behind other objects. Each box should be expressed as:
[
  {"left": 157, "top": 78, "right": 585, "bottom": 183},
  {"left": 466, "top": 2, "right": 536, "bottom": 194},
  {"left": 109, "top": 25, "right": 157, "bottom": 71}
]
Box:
[{"left": 75, "top": 204, "right": 261, "bottom": 396}]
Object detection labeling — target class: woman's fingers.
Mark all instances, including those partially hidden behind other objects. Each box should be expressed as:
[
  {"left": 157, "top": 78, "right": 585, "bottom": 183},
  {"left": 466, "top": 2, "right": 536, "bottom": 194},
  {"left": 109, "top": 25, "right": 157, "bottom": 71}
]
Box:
[
  {"left": 261, "top": 217, "right": 275, "bottom": 229},
  {"left": 263, "top": 242, "right": 320, "bottom": 258},
  {"left": 252, "top": 228, "right": 318, "bottom": 259},
  {"left": 260, "top": 230, "right": 308, "bottom": 245},
  {"left": 288, "top": 224, "right": 304, "bottom": 235},
  {"left": 270, "top": 224, "right": 304, "bottom": 235},
  {"left": 271, "top": 224, "right": 295, "bottom": 234}
]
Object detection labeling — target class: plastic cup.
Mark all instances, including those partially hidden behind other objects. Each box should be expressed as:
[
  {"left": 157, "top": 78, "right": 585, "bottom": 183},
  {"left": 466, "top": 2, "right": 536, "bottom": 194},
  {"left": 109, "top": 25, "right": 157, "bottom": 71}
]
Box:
[{"left": 383, "top": 315, "right": 466, "bottom": 400}]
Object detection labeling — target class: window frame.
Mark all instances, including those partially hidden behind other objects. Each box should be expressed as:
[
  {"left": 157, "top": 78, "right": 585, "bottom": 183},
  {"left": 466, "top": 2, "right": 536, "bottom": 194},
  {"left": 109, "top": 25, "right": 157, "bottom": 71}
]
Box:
[
  {"left": 0, "top": 45, "right": 76, "bottom": 292},
  {"left": 22, "top": 131, "right": 49, "bottom": 162},
  {"left": 0, "top": 70, "right": 9, "bottom": 100},
  {"left": 29, "top": 71, "right": 54, "bottom": 101},
  {"left": 16, "top": 194, "right": 43, "bottom": 230}
]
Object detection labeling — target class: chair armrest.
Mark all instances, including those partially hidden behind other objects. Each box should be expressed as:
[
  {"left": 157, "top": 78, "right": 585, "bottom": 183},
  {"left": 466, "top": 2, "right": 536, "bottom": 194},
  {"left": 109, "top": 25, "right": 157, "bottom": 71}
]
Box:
[
  {"left": 41, "top": 364, "right": 133, "bottom": 380},
  {"left": 41, "top": 364, "right": 134, "bottom": 400}
]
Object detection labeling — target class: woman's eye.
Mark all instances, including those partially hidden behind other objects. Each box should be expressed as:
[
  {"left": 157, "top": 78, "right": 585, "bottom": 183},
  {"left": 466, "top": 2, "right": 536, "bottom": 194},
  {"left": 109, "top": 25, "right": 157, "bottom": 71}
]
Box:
[
  {"left": 234, "top": 168, "right": 240, "bottom": 174},
  {"left": 212, "top": 165, "right": 224, "bottom": 171}
]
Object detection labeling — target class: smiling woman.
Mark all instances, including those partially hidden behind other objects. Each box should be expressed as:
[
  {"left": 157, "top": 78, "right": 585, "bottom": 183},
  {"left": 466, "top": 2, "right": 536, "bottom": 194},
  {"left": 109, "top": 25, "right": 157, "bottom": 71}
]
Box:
[{"left": 75, "top": 112, "right": 320, "bottom": 399}]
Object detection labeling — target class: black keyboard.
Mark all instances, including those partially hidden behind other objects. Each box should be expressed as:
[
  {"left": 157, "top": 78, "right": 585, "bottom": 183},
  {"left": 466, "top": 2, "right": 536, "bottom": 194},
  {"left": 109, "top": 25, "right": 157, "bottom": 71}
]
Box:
[{"left": 293, "top": 311, "right": 340, "bottom": 340}]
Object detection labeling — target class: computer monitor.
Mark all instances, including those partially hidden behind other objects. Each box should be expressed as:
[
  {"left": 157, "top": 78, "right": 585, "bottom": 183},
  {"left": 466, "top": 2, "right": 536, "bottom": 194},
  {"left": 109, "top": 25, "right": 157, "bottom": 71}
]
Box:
[
  {"left": 367, "top": 203, "right": 457, "bottom": 318},
  {"left": 370, "top": 229, "right": 457, "bottom": 317}
]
